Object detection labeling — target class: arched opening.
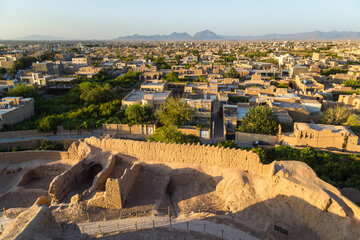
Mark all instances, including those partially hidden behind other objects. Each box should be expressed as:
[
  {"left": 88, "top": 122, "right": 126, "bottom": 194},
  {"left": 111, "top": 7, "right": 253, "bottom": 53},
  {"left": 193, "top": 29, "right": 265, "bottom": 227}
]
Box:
[{"left": 87, "top": 163, "right": 102, "bottom": 180}]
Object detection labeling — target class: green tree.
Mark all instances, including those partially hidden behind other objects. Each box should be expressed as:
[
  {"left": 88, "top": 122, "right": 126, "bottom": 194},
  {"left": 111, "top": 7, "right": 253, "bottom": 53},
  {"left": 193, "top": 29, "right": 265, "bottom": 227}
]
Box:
[
  {"left": 153, "top": 57, "right": 165, "bottom": 65},
  {"left": 109, "top": 70, "right": 141, "bottom": 88},
  {"left": 157, "top": 97, "right": 194, "bottom": 126},
  {"left": 277, "top": 83, "right": 289, "bottom": 88},
  {"left": 39, "top": 51, "right": 56, "bottom": 61},
  {"left": 224, "top": 67, "right": 240, "bottom": 78},
  {"left": 0, "top": 68, "right": 7, "bottom": 74},
  {"left": 125, "top": 104, "right": 153, "bottom": 125},
  {"left": 344, "top": 79, "right": 360, "bottom": 88},
  {"left": 322, "top": 105, "right": 351, "bottom": 125},
  {"left": 215, "top": 140, "right": 239, "bottom": 149},
  {"left": 9, "top": 56, "right": 38, "bottom": 75},
  {"left": 174, "top": 54, "right": 181, "bottom": 64},
  {"left": 8, "top": 84, "right": 40, "bottom": 99},
  {"left": 321, "top": 67, "right": 347, "bottom": 76},
  {"left": 237, "top": 105, "right": 279, "bottom": 135},
  {"left": 147, "top": 125, "right": 200, "bottom": 144},
  {"left": 344, "top": 114, "right": 360, "bottom": 131},
  {"left": 38, "top": 115, "right": 59, "bottom": 134},
  {"left": 79, "top": 83, "right": 116, "bottom": 105},
  {"left": 164, "top": 71, "right": 179, "bottom": 82}
]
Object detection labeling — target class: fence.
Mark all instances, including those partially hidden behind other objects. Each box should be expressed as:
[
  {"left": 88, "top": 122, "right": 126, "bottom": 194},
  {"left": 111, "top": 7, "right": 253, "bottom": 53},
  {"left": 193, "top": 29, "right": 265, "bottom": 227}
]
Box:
[
  {"left": 0, "top": 208, "right": 13, "bottom": 234},
  {"left": 55, "top": 205, "right": 258, "bottom": 240},
  {"left": 77, "top": 216, "right": 256, "bottom": 240}
]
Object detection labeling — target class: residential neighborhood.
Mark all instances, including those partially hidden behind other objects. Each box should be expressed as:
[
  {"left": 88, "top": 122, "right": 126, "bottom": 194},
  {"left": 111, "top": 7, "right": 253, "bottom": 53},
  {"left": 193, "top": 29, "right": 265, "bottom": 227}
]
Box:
[{"left": 1, "top": 40, "right": 360, "bottom": 152}]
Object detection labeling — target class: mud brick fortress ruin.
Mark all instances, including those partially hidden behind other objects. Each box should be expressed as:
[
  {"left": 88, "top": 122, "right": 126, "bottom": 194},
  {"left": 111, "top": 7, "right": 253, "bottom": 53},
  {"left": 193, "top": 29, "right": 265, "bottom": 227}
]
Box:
[{"left": 0, "top": 136, "right": 360, "bottom": 239}]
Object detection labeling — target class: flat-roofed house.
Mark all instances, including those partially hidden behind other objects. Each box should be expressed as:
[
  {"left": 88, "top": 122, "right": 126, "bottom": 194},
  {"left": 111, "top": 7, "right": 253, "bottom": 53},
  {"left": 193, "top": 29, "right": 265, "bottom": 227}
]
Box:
[
  {"left": 0, "top": 97, "right": 34, "bottom": 130},
  {"left": 122, "top": 90, "right": 172, "bottom": 110}
]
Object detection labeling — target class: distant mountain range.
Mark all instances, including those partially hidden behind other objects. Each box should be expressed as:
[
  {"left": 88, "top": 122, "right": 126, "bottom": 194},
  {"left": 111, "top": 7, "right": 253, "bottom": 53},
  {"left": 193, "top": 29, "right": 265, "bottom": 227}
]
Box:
[
  {"left": 7, "top": 30, "right": 360, "bottom": 41},
  {"left": 14, "top": 34, "right": 68, "bottom": 41},
  {"left": 115, "top": 30, "right": 360, "bottom": 41}
]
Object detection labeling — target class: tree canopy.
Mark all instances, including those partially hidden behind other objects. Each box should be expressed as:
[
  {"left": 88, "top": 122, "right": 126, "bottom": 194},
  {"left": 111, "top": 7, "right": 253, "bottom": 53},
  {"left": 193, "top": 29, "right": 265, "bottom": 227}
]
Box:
[
  {"left": 321, "top": 105, "right": 351, "bottom": 125},
  {"left": 164, "top": 71, "right": 179, "bottom": 82},
  {"left": 79, "top": 83, "right": 116, "bottom": 105},
  {"left": 157, "top": 97, "right": 194, "bottom": 127},
  {"left": 125, "top": 104, "right": 154, "bottom": 125},
  {"left": 321, "top": 67, "right": 347, "bottom": 76},
  {"left": 108, "top": 70, "right": 141, "bottom": 88},
  {"left": 224, "top": 67, "right": 240, "bottom": 78},
  {"left": 147, "top": 125, "right": 200, "bottom": 144},
  {"left": 8, "top": 84, "right": 40, "bottom": 99},
  {"left": 237, "top": 105, "right": 279, "bottom": 135}
]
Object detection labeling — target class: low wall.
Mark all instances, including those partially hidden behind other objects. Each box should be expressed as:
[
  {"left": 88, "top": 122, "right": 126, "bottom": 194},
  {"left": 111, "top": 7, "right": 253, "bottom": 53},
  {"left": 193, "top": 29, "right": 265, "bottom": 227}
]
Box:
[
  {"left": 80, "top": 137, "right": 266, "bottom": 176},
  {"left": 178, "top": 127, "right": 200, "bottom": 137},
  {"left": 0, "top": 151, "right": 69, "bottom": 164},
  {"left": 235, "top": 132, "right": 279, "bottom": 146},
  {"left": 103, "top": 124, "right": 155, "bottom": 135}
]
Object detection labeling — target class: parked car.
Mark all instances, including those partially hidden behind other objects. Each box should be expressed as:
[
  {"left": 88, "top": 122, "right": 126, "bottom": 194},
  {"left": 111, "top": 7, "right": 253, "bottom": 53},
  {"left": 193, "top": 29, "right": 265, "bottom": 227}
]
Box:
[{"left": 253, "top": 140, "right": 270, "bottom": 147}]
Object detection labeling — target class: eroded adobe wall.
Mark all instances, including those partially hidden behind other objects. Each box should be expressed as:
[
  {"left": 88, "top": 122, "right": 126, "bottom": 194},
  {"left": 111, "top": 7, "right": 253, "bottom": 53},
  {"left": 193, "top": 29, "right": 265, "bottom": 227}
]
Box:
[
  {"left": 92, "top": 155, "right": 118, "bottom": 191},
  {"left": 80, "top": 137, "right": 267, "bottom": 176},
  {"left": 87, "top": 163, "right": 141, "bottom": 209},
  {"left": 118, "top": 163, "right": 141, "bottom": 206},
  {"left": 48, "top": 160, "right": 86, "bottom": 202}
]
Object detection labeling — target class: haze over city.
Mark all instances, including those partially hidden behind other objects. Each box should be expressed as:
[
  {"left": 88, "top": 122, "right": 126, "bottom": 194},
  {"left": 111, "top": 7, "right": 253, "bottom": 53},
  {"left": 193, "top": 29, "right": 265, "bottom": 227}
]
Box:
[{"left": 1, "top": 0, "right": 360, "bottom": 39}]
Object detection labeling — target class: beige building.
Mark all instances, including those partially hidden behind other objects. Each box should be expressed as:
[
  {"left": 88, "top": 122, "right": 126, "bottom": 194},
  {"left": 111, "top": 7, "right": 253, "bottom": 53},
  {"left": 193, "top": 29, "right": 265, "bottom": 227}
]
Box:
[
  {"left": 312, "top": 53, "right": 326, "bottom": 61},
  {"left": 348, "top": 65, "right": 360, "bottom": 78},
  {"left": 183, "top": 99, "right": 213, "bottom": 127},
  {"left": 0, "top": 55, "right": 17, "bottom": 70},
  {"left": 140, "top": 80, "right": 168, "bottom": 92},
  {"left": 184, "top": 82, "right": 218, "bottom": 95},
  {"left": 122, "top": 90, "right": 172, "bottom": 110},
  {"left": 72, "top": 57, "right": 92, "bottom": 66},
  {"left": 338, "top": 94, "right": 360, "bottom": 110},
  {"left": 0, "top": 97, "right": 34, "bottom": 130},
  {"left": 295, "top": 75, "right": 324, "bottom": 93},
  {"left": 290, "top": 65, "right": 309, "bottom": 77},
  {"left": 20, "top": 72, "right": 52, "bottom": 86},
  {"left": 76, "top": 66, "right": 101, "bottom": 78},
  {"left": 282, "top": 122, "right": 360, "bottom": 152}
]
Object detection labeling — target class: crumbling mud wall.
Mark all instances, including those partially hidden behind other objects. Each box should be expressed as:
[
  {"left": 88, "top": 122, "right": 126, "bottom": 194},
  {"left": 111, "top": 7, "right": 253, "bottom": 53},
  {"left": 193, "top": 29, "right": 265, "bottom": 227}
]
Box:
[
  {"left": 78, "top": 137, "right": 267, "bottom": 176},
  {"left": 118, "top": 163, "right": 141, "bottom": 206},
  {"left": 48, "top": 160, "right": 86, "bottom": 202},
  {"left": 0, "top": 151, "right": 69, "bottom": 164},
  {"left": 92, "top": 155, "right": 118, "bottom": 191},
  {"left": 88, "top": 163, "right": 141, "bottom": 209}
]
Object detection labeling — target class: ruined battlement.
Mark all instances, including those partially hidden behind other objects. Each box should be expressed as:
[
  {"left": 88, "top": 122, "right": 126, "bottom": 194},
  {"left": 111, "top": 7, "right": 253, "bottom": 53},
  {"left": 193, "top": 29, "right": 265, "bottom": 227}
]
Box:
[{"left": 70, "top": 137, "right": 267, "bottom": 176}]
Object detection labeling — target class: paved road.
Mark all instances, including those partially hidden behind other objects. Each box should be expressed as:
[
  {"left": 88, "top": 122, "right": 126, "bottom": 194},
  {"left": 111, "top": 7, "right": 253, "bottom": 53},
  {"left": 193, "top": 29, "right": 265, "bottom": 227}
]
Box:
[
  {"left": 77, "top": 216, "right": 259, "bottom": 240},
  {"left": 0, "top": 132, "right": 101, "bottom": 144}
]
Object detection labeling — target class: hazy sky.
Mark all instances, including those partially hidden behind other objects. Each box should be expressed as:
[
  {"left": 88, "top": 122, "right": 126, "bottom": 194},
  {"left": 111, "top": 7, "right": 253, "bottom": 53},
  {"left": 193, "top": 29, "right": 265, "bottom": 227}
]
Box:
[{"left": 1, "top": 0, "right": 360, "bottom": 39}]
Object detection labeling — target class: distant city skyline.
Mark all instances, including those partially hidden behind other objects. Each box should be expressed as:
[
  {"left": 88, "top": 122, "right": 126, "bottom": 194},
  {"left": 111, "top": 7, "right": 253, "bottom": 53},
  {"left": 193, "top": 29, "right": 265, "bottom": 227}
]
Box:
[{"left": 1, "top": 0, "right": 360, "bottom": 40}]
